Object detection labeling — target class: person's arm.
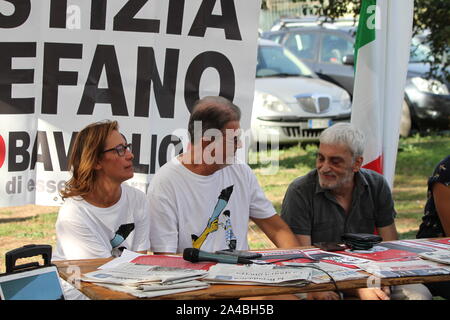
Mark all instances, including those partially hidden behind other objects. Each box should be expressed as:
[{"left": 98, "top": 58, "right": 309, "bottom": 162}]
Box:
[
  {"left": 377, "top": 222, "right": 398, "bottom": 241},
  {"left": 295, "top": 234, "right": 312, "bottom": 246},
  {"left": 251, "top": 214, "right": 301, "bottom": 248},
  {"left": 347, "top": 287, "right": 390, "bottom": 300},
  {"left": 433, "top": 182, "right": 450, "bottom": 236}
]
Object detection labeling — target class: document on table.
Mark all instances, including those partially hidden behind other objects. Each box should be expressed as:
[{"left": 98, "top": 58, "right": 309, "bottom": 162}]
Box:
[
  {"left": 204, "top": 263, "right": 312, "bottom": 286},
  {"left": 97, "top": 280, "right": 210, "bottom": 299},
  {"left": 82, "top": 262, "right": 208, "bottom": 286},
  {"left": 283, "top": 261, "right": 368, "bottom": 283},
  {"left": 98, "top": 249, "right": 146, "bottom": 270},
  {"left": 357, "top": 259, "right": 450, "bottom": 278},
  {"left": 418, "top": 250, "right": 450, "bottom": 265}
]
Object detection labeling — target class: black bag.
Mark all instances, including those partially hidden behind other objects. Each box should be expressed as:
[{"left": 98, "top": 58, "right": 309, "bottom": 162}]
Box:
[{"left": 341, "top": 233, "right": 382, "bottom": 250}]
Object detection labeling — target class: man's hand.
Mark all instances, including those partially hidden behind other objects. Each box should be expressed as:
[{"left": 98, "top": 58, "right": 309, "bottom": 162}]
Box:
[
  {"left": 355, "top": 287, "right": 390, "bottom": 300},
  {"left": 307, "top": 291, "right": 341, "bottom": 300}
]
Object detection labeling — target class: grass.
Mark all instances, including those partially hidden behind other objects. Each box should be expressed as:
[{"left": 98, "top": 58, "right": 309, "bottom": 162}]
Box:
[
  {"left": 0, "top": 134, "right": 449, "bottom": 272},
  {"left": 248, "top": 133, "right": 450, "bottom": 248},
  {"left": 0, "top": 213, "right": 58, "bottom": 273}
]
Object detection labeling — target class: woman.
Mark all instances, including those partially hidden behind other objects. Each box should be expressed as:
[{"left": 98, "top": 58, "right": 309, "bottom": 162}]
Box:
[
  {"left": 417, "top": 155, "right": 450, "bottom": 299},
  {"left": 54, "top": 120, "right": 150, "bottom": 261},
  {"left": 417, "top": 155, "right": 450, "bottom": 238}
]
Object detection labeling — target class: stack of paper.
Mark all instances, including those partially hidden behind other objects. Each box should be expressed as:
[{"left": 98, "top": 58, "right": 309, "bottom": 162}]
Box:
[
  {"left": 204, "top": 263, "right": 312, "bottom": 287},
  {"left": 81, "top": 251, "right": 210, "bottom": 298},
  {"left": 418, "top": 250, "right": 450, "bottom": 265},
  {"left": 357, "top": 259, "right": 450, "bottom": 278},
  {"left": 82, "top": 262, "right": 208, "bottom": 286},
  {"left": 283, "top": 261, "right": 368, "bottom": 284},
  {"left": 97, "top": 280, "right": 209, "bottom": 299}
]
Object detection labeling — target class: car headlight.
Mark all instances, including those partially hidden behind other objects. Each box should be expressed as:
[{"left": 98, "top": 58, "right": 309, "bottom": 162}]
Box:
[
  {"left": 411, "top": 77, "right": 449, "bottom": 95},
  {"left": 340, "top": 90, "right": 351, "bottom": 110},
  {"left": 257, "top": 92, "right": 292, "bottom": 113}
]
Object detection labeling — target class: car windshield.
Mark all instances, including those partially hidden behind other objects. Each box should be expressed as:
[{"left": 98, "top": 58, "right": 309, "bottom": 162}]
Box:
[{"left": 256, "top": 45, "right": 314, "bottom": 78}]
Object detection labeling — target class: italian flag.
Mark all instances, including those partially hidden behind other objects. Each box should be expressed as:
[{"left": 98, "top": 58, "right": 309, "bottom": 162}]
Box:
[{"left": 351, "top": 0, "right": 414, "bottom": 188}]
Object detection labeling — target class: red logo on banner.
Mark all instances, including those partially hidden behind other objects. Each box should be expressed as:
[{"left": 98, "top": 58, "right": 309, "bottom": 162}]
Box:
[{"left": 0, "top": 134, "right": 5, "bottom": 168}]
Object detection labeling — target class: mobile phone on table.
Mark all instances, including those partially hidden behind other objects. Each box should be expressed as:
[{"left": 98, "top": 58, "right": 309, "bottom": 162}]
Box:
[
  {"left": 215, "top": 249, "right": 263, "bottom": 259},
  {"left": 313, "top": 242, "right": 347, "bottom": 252}
]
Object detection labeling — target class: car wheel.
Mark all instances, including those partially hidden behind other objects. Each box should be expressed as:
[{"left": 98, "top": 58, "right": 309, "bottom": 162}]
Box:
[{"left": 399, "top": 99, "right": 412, "bottom": 137}]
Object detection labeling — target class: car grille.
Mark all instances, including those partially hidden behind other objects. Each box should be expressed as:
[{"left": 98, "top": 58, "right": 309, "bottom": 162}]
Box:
[
  {"left": 296, "top": 95, "right": 330, "bottom": 113},
  {"left": 281, "top": 127, "right": 323, "bottom": 139}
]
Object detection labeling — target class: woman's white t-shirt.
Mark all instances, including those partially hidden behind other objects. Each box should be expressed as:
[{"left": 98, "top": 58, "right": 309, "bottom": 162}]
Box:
[{"left": 53, "top": 184, "right": 150, "bottom": 261}]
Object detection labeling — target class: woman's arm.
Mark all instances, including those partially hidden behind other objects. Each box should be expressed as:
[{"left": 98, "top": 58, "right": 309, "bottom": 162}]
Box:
[{"left": 433, "top": 182, "right": 450, "bottom": 237}]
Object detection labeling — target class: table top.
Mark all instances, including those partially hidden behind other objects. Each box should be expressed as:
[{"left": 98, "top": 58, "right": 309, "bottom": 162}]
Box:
[{"left": 55, "top": 244, "right": 450, "bottom": 300}]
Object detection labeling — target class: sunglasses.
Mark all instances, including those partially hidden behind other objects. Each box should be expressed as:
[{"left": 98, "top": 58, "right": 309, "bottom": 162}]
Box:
[{"left": 102, "top": 143, "right": 132, "bottom": 157}]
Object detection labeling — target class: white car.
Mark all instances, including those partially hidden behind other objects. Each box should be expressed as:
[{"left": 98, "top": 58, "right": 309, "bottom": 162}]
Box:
[{"left": 251, "top": 39, "right": 351, "bottom": 146}]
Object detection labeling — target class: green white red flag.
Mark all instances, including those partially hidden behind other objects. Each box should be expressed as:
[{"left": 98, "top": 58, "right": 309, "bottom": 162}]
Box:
[{"left": 351, "top": 0, "right": 414, "bottom": 188}]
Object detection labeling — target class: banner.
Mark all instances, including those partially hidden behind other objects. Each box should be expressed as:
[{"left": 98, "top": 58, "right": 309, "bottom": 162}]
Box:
[
  {"left": 0, "top": 0, "right": 262, "bottom": 207},
  {"left": 351, "top": 0, "right": 414, "bottom": 188}
]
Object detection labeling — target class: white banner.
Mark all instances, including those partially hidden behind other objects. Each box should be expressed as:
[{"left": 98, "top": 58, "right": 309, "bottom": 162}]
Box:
[{"left": 0, "top": 0, "right": 261, "bottom": 207}]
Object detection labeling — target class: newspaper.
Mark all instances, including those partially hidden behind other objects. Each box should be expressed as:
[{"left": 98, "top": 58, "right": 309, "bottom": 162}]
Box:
[
  {"left": 97, "top": 280, "right": 209, "bottom": 298},
  {"left": 419, "top": 250, "right": 450, "bottom": 265},
  {"left": 82, "top": 262, "right": 208, "bottom": 286},
  {"left": 283, "top": 261, "right": 368, "bottom": 284},
  {"left": 302, "top": 248, "right": 372, "bottom": 269},
  {"left": 357, "top": 259, "right": 450, "bottom": 278},
  {"left": 204, "top": 263, "right": 312, "bottom": 286}
]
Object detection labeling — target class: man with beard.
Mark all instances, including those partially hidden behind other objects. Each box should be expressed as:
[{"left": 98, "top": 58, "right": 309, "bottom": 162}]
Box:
[{"left": 281, "top": 123, "right": 431, "bottom": 300}]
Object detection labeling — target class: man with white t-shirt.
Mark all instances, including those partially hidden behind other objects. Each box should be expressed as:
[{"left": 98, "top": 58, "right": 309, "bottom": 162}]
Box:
[{"left": 148, "top": 96, "right": 300, "bottom": 254}]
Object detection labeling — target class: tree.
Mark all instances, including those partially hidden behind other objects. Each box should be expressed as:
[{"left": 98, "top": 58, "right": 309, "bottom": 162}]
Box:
[{"left": 271, "top": 0, "right": 450, "bottom": 82}]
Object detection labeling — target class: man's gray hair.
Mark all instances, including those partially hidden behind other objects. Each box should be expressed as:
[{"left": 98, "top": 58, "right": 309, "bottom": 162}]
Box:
[{"left": 319, "top": 123, "right": 366, "bottom": 158}]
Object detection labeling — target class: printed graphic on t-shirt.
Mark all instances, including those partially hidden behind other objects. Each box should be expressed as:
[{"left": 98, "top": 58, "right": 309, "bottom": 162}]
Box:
[
  {"left": 191, "top": 185, "right": 235, "bottom": 249},
  {"left": 110, "top": 223, "right": 135, "bottom": 256},
  {"left": 221, "top": 210, "right": 237, "bottom": 250}
]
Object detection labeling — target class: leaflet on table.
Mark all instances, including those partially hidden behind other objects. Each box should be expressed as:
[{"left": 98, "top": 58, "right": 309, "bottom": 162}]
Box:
[
  {"left": 98, "top": 249, "right": 147, "bottom": 270},
  {"left": 283, "top": 261, "right": 368, "bottom": 284},
  {"left": 408, "top": 238, "right": 450, "bottom": 250},
  {"left": 358, "top": 260, "right": 450, "bottom": 278},
  {"left": 82, "top": 262, "right": 208, "bottom": 286},
  {"left": 428, "top": 238, "right": 450, "bottom": 246},
  {"left": 301, "top": 248, "right": 373, "bottom": 269},
  {"left": 418, "top": 250, "right": 450, "bottom": 265},
  {"left": 97, "top": 280, "right": 209, "bottom": 298},
  {"left": 204, "top": 263, "right": 312, "bottom": 286},
  {"left": 336, "top": 240, "right": 439, "bottom": 262}
]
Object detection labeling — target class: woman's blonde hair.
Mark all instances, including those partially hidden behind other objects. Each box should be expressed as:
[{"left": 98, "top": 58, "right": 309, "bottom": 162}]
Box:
[{"left": 60, "top": 120, "right": 118, "bottom": 200}]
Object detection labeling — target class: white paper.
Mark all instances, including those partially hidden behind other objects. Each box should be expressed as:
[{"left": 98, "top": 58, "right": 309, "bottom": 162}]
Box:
[
  {"left": 358, "top": 259, "right": 450, "bottom": 278},
  {"left": 283, "top": 261, "right": 368, "bottom": 284},
  {"left": 98, "top": 282, "right": 209, "bottom": 298},
  {"left": 204, "top": 263, "right": 312, "bottom": 286},
  {"left": 98, "top": 249, "right": 145, "bottom": 270},
  {"left": 83, "top": 262, "right": 207, "bottom": 286},
  {"left": 419, "top": 250, "right": 450, "bottom": 265}
]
